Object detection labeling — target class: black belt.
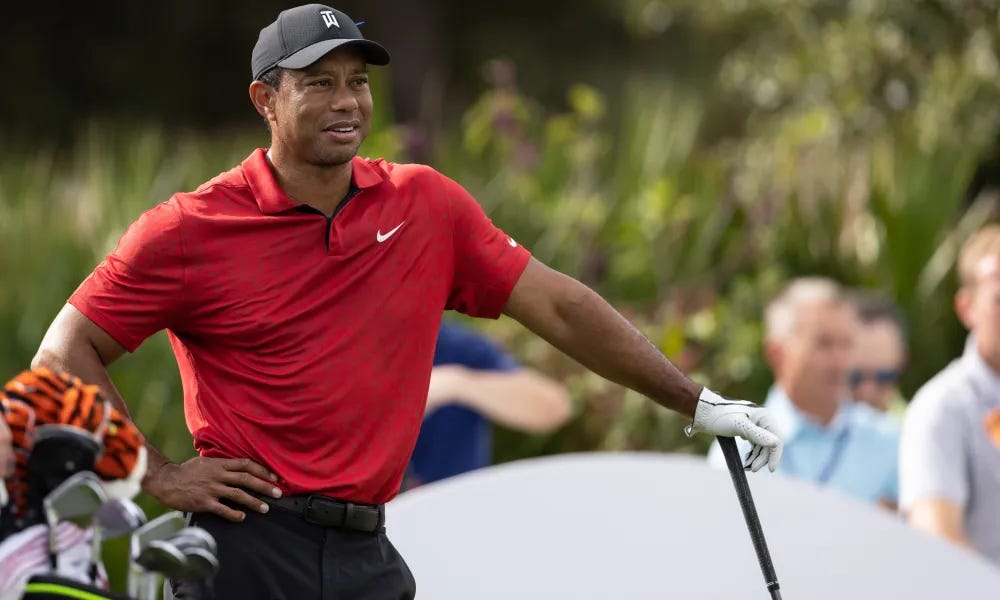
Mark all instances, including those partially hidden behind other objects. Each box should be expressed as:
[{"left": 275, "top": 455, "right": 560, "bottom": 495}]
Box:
[{"left": 252, "top": 491, "right": 385, "bottom": 534}]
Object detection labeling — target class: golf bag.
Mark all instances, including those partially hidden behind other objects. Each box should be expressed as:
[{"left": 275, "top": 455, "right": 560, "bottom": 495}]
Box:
[
  {"left": 0, "top": 369, "right": 146, "bottom": 599},
  {"left": 0, "top": 521, "right": 104, "bottom": 600},
  {"left": 2, "top": 367, "right": 146, "bottom": 537}
]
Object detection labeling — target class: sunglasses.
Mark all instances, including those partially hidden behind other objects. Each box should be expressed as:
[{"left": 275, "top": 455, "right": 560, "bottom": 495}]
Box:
[{"left": 848, "top": 369, "right": 900, "bottom": 387}]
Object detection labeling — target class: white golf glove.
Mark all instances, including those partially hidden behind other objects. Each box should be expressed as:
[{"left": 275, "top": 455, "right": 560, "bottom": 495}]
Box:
[{"left": 686, "top": 388, "right": 783, "bottom": 472}]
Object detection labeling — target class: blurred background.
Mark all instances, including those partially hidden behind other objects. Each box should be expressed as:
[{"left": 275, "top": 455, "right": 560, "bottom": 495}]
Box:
[{"left": 2, "top": 0, "right": 1000, "bottom": 587}]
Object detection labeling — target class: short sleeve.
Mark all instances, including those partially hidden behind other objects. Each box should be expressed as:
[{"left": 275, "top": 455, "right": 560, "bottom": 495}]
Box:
[
  {"left": 442, "top": 175, "right": 530, "bottom": 318},
  {"left": 68, "top": 201, "right": 187, "bottom": 352},
  {"left": 899, "top": 385, "right": 969, "bottom": 511}
]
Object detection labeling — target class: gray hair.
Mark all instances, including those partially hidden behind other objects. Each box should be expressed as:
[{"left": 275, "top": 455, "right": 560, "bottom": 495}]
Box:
[{"left": 764, "top": 277, "right": 845, "bottom": 342}]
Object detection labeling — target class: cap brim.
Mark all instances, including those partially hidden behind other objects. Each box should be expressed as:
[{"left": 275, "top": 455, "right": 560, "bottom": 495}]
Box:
[{"left": 277, "top": 39, "right": 391, "bottom": 69}]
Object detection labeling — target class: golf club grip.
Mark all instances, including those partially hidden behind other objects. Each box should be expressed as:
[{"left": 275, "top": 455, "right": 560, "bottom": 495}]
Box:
[{"left": 718, "top": 435, "right": 782, "bottom": 599}]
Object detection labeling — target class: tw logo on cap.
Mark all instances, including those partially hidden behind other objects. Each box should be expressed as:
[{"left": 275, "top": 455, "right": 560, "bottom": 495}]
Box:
[{"left": 320, "top": 10, "right": 340, "bottom": 29}]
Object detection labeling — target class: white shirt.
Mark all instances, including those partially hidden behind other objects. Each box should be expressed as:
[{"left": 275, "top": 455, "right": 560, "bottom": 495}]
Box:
[{"left": 900, "top": 336, "right": 1000, "bottom": 564}]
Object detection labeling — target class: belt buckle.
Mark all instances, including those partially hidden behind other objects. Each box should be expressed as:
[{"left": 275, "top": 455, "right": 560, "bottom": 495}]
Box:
[{"left": 302, "top": 495, "right": 339, "bottom": 527}]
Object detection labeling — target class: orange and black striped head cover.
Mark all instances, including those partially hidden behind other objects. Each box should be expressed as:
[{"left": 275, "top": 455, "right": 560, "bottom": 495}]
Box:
[{"left": 1, "top": 367, "right": 146, "bottom": 524}]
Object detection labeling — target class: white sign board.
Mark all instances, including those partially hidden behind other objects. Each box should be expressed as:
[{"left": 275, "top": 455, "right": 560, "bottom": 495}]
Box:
[{"left": 387, "top": 452, "right": 1000, "bottom": 599}]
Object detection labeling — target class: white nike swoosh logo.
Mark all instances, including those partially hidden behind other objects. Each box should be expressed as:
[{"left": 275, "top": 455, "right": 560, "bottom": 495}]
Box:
[
  {"left": 376, "top": 221, "right": 405, "bottom": 243},
  {"left": 508, "top": 237, "right": 518, "bottom": 248}
]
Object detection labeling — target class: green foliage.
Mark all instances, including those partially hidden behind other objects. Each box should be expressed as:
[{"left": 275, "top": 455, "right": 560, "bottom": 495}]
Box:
[{"left": 458, "top": 0, "right": 1000, "bottom": 460}]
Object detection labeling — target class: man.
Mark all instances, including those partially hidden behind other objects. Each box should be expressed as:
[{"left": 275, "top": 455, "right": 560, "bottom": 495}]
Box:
[
  {"left": 32, "top": 5, "right": 783, "bottom": 598},
  {"left": 708, "top": 278, "right": 899, "bottom": 506},
  {"left": 900, "top": 225, "right": 1000, "bottom": 564},
  {"left": 848, "top": 292, "right": 908, "bottom": 418},
  {"left": 404, "top": 320, "right": 571, "bottom": 490}
]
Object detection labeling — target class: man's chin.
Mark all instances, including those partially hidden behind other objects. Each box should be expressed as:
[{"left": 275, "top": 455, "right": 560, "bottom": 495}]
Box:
[{"left": 309, "top": 145, "right": 361, "bottom": 168}]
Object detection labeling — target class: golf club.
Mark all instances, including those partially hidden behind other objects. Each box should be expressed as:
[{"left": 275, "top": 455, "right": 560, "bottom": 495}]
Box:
[
  {"left": 168, "top": 527, "right": 220, "bottom": 578},
  {"left": 89, "top": 498, "right": 147, "bottom": 584},
  {"left": 42, "top": 471, "right": 108, "bottom": 571},
  {"left": 137, "top": 539, "right": 189, "bottom": 600},
  {"left": 177, "top": 546, "right": 220, "bottom": 580},
  {"left": 718, "top": 435, "right": 782, "bottom": 600},
  {"left": 132, "top": 525, "right": 221, "bottom": 599},
  {"left": 137, "top": 540, "right": 191, "bottom": 574},
  {"left": 128, "top": 511, "right": 186, "bottom": 599},
  {"left": 170, "top": 526, "right": 218, "bottom": 555}
]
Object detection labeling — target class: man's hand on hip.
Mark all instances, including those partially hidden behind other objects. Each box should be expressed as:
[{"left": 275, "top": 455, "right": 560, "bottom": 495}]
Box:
[
  {"left": 688, "top": 388, "right": 783, "bottom": 472},
  {"left": 145, "top": 456, "right": 282, "bottom": 522}
]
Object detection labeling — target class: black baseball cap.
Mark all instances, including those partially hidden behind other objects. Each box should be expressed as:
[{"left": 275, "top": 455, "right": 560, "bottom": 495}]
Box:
[{"left": 251, "top": 4, "right": 391, "bottom": 81}]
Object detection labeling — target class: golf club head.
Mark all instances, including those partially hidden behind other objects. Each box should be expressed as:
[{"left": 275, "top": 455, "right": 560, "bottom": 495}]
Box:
[
  {"left": 43, "top": 471, "right": 108, "bottom": 527},
  {"left": 170, "top": 526, "right": 218, "bottom": 555},
  {"left": 136, "top": 539, "right": 190, "bottom": 577},
  {"left": 128, "top": 511, "right": 186, "bottom": 597},
  {"left": 42, "top": 471, "right": 108, "bottom": 572},
  {"left": 43, "top": 471, "right": 108, "bottom": 521},
  {"left": 129, "top": 510, "right": 186, "bottom": 560},
  {"left": 94, "top": 497, "right": 147, "bottom": 539},
  {"left": 166, "top": 528, "right": 220, "bottom": 580},
  {"left": 176, "top": 546, "right": 220, "bottom": 579},
  {"left": 90, "top": 497, "right": 147, "bottom": 584}
]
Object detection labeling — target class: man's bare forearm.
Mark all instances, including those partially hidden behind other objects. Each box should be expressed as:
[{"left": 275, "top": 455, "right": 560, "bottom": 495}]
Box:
[
  {"left": 506, "top": 271, "right": 701, "bottom": 417},
  {"left": 431, "top": 367, "right": 571, "bottom": 433},
  {"left": 31, "top": 345, "right": 171, "bottom": 483},
  {"left": 907, "top": 499, "right": 975, "bottom": 551}
]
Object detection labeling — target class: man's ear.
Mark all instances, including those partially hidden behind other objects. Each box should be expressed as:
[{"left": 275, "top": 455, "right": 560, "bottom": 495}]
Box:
[
  {"left": 955, "top": 287, "right": 975, "bottom": 331},
  {"left": 249, "top": 80, "right": 277, "bottom": 121},
  {"left": 763, "top": 338, "right": 784, "bottom": 377}
]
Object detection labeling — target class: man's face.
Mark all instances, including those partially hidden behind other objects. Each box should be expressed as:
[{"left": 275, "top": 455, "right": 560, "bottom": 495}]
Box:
[
  {"left": 772, "top": 301, "right": 858, "bottom": 413},
  {"left": 850, "top": 320, "right": 905, "bottom": 412},
  {"left": 958, "top": 264, "right": 1000, "bottom": 361},
  {"left": 270, "top": 48, "right": 373, "bottom": 167}
]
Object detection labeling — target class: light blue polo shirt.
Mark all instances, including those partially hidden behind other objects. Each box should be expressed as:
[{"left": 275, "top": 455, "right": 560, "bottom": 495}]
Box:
[{"left": 708, "top": 386, "right": 900, "bottom": 504}]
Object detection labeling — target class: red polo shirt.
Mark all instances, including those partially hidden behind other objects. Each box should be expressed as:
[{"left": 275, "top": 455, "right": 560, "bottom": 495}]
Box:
[{"left": 69, "top": 149, "right": 530, "bottom": 504}]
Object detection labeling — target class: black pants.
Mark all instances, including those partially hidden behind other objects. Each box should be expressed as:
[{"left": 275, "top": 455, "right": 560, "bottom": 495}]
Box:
[{"left": 167, "top": 501, "right": 416, "bottom": 600}]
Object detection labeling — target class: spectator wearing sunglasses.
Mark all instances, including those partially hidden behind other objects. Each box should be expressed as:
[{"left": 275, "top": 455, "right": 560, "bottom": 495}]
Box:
[
  {"left": 708, "top": 278, "right": 899, "bottom": 507},
  {"left": 848, "top": 292, "right": 909, "bottom": 420}
]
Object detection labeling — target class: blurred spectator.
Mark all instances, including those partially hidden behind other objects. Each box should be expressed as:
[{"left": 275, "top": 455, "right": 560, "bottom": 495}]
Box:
[
  {"left": 900, "top": 225, "right": 1000, "bottom": 564},
  {"left": 403, "top": 321, "right": 571, "bottom": 490},
  {"left": 709, "top": 278, "right": 899, "bottom": 506},
  {"left": 848, "top": 291, "right": 909, "bottom": 419}
]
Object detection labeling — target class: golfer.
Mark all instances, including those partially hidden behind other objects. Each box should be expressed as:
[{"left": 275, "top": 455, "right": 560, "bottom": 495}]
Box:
[{"left": 32, "top": 5, "right": 783, "bottom": 598}]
